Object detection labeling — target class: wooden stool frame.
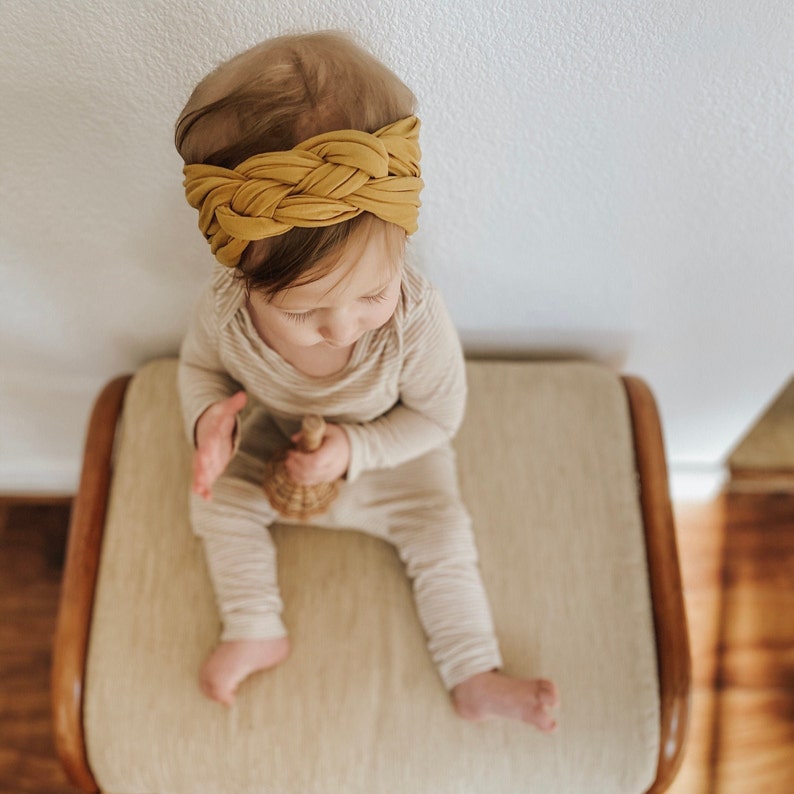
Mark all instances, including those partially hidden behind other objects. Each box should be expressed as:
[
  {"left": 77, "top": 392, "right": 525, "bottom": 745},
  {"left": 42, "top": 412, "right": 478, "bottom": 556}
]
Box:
[{"left": 51, "top": 369, "right": 691, "bottom": 794}]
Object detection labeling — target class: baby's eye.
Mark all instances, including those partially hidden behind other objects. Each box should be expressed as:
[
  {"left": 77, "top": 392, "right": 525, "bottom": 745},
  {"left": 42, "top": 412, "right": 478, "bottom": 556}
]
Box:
[
  {"left": 282, "top": 310, "right": 314, "bottom": 324},
  {"left": 362, "top": 290, "right": 389, "bottom": 304}
]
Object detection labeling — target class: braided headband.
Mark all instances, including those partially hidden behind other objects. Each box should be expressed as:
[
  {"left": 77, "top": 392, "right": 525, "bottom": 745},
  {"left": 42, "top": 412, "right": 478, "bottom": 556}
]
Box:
[{"left": 183, "top": 115, "right": 424, "bottom": 268}]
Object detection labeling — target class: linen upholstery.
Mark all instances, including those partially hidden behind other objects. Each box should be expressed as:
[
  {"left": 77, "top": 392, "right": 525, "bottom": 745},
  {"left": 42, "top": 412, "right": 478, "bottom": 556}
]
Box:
[{"left": 83, "top": 358, "right": 660, "bottom": 794}]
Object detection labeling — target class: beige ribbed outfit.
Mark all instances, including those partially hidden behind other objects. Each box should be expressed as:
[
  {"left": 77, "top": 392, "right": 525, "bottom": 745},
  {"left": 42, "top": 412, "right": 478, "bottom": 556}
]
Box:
[{"left": 178, "top": 262, "right": 503, "bottom": 690}]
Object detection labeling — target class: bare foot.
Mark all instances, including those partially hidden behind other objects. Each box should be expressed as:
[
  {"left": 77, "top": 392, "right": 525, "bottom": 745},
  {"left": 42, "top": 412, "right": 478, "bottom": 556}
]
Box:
[
  {"left": 452, "top": 670, "right": 560, "bottom": 732},
  {"left": 199, "top": 636, "right": 291, "bottom": 706}
]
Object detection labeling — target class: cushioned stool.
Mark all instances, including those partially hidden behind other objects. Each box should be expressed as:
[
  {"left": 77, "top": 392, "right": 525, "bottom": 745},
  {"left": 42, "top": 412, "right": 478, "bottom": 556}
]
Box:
[{"left": 52, "top": 358, "right": 690, "bottom": 794}]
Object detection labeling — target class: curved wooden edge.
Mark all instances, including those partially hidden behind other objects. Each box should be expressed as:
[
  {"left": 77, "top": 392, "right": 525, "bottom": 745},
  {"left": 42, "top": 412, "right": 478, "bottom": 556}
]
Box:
[
  {"left": 622, "top": 376, "right": 692, "bottom": 794},
  {"left": 51, "top": 374, "right": 133, "bottom": 793}
]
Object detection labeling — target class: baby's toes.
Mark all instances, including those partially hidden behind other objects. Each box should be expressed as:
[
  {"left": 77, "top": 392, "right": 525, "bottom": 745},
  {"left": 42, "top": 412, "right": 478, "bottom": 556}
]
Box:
[
  {"left": 538, "top": 711, "right": 558, "bottom": 733},
  {"left": 524, "top": 700, "right": 558, "bottom": 733}
]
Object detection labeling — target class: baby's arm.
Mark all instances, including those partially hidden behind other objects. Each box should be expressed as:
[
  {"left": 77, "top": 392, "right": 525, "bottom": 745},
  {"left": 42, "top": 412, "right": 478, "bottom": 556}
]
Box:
[
  {"left": 340, "top": 288, "right": 467, "bottom": 482},
  {"left": 179, "top": 280, "right": 246, "bottom": 496}
]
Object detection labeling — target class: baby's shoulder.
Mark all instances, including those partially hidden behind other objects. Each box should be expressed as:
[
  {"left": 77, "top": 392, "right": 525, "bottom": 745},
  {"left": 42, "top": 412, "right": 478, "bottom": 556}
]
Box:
[
  {"left": 208, "top": 265, "right": 246, "bottom": 327},
  {"left": 397, "top": 261, "right": 439, "bottom": 324}
]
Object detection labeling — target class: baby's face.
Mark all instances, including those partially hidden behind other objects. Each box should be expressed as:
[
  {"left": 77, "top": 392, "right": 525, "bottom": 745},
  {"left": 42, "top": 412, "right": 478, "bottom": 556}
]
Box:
[{"left": 247, "top": 228, "right": 403, "bottom": 352}]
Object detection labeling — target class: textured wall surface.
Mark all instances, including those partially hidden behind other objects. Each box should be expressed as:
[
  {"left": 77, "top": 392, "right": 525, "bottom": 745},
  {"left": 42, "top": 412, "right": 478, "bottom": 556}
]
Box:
[{"left": 1, "top": 0, "right": 792, "bottom": 496}]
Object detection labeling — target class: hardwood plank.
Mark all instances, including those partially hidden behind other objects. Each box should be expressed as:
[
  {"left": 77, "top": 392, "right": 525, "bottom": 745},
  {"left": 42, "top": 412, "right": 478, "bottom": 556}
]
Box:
[
  {"left": 681, "top": 591, "right": 723, "bottom": 686},
  {"left": 719, "top": 647, "right": 794, "bottom": 689},
  {"left": 674, "top": 501, "right": 728, "bottom": 589},
  {"left": 673, "top": 501, "right": 727, "bottom": 695},
  {"left": 712, "top": 690, "right": 794, "bottom": 793},
  {"left": 0, "top": 504, "right": 74, "bottom": 794},
  {"left": 708, "top": 490, "right": 794, "bottom": 792},
  {"left": 670, "top": 492, "right": 794, "bottom": 793}
]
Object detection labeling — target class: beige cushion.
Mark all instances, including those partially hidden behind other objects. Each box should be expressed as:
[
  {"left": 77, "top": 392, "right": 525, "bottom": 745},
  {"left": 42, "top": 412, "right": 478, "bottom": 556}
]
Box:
[{"left": 84, "top": 358, "right": 660, "bottom": 794}]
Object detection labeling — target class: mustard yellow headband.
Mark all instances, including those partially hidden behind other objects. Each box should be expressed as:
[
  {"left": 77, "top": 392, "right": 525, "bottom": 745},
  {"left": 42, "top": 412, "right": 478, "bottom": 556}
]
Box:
[{"left": 183, "top": 115, "right": 424, "bottom": 268}]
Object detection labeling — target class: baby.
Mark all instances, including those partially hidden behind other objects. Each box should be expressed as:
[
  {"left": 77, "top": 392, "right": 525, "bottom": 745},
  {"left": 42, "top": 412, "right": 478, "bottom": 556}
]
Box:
[{"left": 176, "top": 30, "right": 558, "bottom": 731}]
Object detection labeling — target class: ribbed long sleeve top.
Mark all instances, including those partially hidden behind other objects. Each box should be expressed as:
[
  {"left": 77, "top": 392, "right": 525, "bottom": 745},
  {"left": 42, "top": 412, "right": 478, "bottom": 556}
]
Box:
[{"left": 178, "top": 262, "right": 467, "bottom": 483}]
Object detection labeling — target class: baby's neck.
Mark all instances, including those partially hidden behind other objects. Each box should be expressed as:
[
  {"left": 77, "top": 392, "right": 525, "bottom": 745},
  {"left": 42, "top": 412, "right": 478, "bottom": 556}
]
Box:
[{"left": 280, "top": 342, "right": 355, "bottom": 378}]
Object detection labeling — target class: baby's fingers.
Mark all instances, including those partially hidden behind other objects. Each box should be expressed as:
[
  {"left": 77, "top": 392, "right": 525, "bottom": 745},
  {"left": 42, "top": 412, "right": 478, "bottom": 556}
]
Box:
[
  {"left": 193, "top": 483, "right": 213, "bottom": 501},
  {"left": 192, "top": 447, "right": 223, "bottom": 500},
  {"left": 192, "top": 472, "right": 212, "bottom": 501},
  {"left": 221, "top": 390, "right": 247, "bottom": 417},
  {"left": 192, "top": 464, "right": 212, "bottom": 500},
  {"left": 283, "top": 450, "right": 309, "bottom": 484},
  {"left": 284, "top": 450, "right": 322, "bottom": 486}
]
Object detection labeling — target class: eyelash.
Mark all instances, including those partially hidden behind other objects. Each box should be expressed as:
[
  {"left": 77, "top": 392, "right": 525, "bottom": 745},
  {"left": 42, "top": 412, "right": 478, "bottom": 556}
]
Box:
[
  {"left": 364, "top": 289, "right": 389, "bottom": 305},
  {"left": 281, "top": 290, "right": 389, "bottom": 323},
  {"left": 282, "top": 311, "right": 313, "bottom": 324}
]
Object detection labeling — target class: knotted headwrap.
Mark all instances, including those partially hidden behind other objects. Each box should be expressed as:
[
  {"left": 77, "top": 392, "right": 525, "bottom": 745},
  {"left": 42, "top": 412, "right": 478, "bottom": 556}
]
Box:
[{"left": 183, "top": 115, "right": 424, "bottom": 268}]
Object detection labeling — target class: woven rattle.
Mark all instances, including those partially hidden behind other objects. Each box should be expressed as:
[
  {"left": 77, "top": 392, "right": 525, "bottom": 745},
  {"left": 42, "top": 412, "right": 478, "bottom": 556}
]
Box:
[{"left": 263, "top": 414, "right": 340, "bottom": 520}]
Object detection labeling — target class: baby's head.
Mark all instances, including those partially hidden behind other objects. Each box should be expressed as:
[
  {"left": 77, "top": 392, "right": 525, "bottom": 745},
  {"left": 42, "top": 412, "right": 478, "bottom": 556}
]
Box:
[{"left": 176, "top": 31, "right": 420, "bottom": 300}]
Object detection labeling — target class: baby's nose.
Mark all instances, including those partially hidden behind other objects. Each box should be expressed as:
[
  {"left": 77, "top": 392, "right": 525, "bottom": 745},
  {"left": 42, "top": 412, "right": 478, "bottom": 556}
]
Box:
[{"left": 320, "top": 311, "right": 359, "bottom": 345}]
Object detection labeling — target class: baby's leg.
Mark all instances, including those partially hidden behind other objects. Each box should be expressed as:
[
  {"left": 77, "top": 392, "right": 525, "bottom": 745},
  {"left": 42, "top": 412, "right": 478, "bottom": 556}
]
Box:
[
  {"left": 190, "top": 430, "right": 290, "bottom": 706},
  {"left": 379, "top": 446, "right": 560, "bottom": 731}
]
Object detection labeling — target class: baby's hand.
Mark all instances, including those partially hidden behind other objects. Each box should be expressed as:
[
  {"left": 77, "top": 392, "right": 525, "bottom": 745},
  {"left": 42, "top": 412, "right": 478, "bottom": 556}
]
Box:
[
  {"left": 192, "top": 391, "right": 248, "bottom": 500},
  {"left": 285, "top": 423, "right": 350, "bottom": 485}
]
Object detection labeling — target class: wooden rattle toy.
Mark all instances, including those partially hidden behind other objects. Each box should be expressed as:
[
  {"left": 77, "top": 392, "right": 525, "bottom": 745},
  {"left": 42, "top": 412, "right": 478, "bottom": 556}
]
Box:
[{"left": 263, "top": 414, "right": 340, "bottom": 520}]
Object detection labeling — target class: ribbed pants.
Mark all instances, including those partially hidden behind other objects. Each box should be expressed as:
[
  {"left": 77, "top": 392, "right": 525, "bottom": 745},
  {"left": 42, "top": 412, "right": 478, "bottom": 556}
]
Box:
[{"left": 190, "top": 408, "right": 503, "bottom": 690}]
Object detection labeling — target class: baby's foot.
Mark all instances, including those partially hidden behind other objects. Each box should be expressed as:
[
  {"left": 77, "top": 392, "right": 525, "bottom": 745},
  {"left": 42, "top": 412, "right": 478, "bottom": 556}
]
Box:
[
  {"left": 452, "top": 670, "right": 560, "bottom": 732},
  {"left": 199, "top": 636, "right": 291, "bottom": 706}
]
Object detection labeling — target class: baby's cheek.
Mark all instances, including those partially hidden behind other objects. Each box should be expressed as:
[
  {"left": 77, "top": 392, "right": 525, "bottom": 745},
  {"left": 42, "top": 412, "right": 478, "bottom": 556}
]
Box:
[
  {"left": 372, "top": 301, "right": 399, "bottom": 329},
  {"left": 288, "top": 325, "right": 323, "bottom": 346}
]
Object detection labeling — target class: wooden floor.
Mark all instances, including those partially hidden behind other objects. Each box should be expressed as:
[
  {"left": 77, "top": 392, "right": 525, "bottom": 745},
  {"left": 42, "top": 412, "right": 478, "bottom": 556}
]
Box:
[
  {"left": 1, "top": 490, "right": 793, "bottom": 793},
  {"left": 667, "top": 487, "right": 794, "bottom": 794},
  {"left": 0, "top": 500, "right": 71, "bottom": 794}
]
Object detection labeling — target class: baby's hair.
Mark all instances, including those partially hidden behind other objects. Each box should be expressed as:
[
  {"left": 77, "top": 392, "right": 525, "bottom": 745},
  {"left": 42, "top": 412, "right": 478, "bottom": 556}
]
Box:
[{"left": 175, "top": 31, "right": 418, "bottom": 296}]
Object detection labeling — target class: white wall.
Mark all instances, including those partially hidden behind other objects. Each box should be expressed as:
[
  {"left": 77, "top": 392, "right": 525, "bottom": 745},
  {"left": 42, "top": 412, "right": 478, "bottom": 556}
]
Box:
[{"left": 1, "top": 0, "right": 792, "bottom": 499}]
